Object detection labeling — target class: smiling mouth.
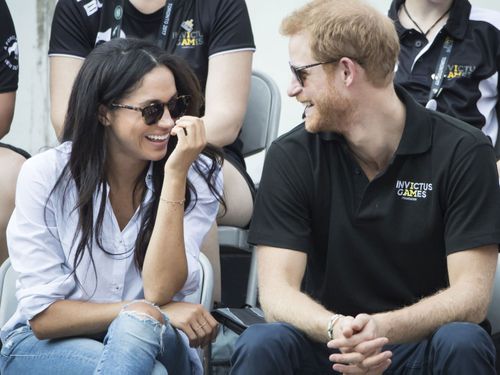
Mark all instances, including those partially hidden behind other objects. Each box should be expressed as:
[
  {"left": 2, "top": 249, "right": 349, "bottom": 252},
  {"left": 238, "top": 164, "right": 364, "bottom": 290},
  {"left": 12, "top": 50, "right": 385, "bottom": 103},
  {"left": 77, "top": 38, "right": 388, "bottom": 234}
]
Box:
[
  {"left": 302, "top": 103, "right": 313, "bottom": 119},
  {"left": 146, "top": 134, "right": 169, "bottom": 142}
]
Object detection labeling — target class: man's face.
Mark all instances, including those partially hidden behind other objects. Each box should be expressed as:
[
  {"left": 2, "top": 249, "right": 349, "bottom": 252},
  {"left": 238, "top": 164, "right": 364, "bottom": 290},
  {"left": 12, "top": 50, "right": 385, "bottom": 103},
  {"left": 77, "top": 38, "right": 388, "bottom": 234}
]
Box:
[{"left": 287, "top": 32, "right": 354, "bottom": 134}]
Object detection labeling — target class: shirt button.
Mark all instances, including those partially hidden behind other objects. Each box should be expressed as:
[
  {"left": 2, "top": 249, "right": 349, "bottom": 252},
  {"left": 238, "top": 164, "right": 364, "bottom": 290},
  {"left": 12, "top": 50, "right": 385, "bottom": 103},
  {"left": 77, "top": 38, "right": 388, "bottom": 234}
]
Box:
[
  {"left": 354, "top": 169, "right": 361, "bottom": 175},
  {"left": 415, "top": 40, "right": 423, "bottom": 48}
]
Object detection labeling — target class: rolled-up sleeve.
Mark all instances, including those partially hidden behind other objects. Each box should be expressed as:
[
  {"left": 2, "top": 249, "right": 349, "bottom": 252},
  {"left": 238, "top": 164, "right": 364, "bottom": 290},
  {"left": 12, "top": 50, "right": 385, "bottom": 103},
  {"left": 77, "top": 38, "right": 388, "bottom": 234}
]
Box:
[
  {"left": 177, "top": 156, "right": 222, "bottom": 298},
  {"left": 6, "top": 152, "right": 76, "bottom": 321}
]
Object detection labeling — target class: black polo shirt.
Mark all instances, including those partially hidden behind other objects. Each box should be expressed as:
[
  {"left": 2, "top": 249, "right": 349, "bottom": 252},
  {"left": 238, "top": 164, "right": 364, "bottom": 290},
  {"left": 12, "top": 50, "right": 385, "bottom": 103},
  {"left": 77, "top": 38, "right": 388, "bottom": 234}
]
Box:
[
  {"left": 0, "top": 0, "right": 18, "bottom": 93},
  {"left": 48, "top": 0, "right": 255, "bottom": 92},
  {"left": 248, "top": 86, "right": 500, "bottom": 317},
  {"left": 389, "top": 0, "right": 500, "bottom": 146}
]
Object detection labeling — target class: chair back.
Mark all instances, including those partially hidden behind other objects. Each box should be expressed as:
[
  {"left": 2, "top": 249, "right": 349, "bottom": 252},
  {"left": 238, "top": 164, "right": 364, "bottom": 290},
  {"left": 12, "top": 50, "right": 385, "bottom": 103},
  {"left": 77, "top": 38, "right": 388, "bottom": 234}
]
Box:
[
  {"left": 239, "top": 70, "right": 281, "bottom": 158},
  {"left": 0, "top": 258, "right": 18, "bottom": 326},
  {"left": 184, "top": 253, "right": 214, "bottom": 311},
  {"left": 218, "top": 70, "right": 281, "bottom": 307}
]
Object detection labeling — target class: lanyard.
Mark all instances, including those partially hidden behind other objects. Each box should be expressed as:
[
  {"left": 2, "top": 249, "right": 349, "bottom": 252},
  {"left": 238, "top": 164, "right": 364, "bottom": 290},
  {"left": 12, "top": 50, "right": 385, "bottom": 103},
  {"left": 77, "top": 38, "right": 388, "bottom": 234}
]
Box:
[
  {"left": 110, "top": 0, "right": 175, "bottom": 49},
  {"left": 428, "top": 36, "right": 454, "bottom": 102}
]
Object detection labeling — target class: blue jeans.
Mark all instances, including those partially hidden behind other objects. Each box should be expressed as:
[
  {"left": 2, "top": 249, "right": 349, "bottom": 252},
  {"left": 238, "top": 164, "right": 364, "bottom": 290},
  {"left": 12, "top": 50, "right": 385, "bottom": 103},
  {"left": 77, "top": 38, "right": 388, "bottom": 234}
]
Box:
[
  {"left": 230, "top": 322, "right": 496, "bottom": 375},
  {"left": 0, "top": 310, "right": 198, "bottom": 374}
]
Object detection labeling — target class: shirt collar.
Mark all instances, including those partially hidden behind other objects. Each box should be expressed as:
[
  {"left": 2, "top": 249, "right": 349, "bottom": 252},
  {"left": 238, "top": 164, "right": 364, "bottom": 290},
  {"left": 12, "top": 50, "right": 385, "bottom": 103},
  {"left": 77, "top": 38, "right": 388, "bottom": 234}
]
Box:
[
  {"left": 388, "top": 0, "right": 470, "bottom": 41},
  {"left": 319, "top": 85, "right": 432, "bottom": 156},
  {"left": 393, "top": 85, "right": 432, "bottom": 155}
]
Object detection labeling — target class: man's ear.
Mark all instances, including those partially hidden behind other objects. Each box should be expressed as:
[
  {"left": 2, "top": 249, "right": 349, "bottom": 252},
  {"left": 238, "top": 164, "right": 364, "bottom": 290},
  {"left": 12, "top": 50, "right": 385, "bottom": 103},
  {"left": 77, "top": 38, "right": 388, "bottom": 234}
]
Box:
[
  {"left": 338, "top": 57, "right": 357, "bottom": 87},
  {"left": 98, "top": 104, "right": 110, "bottom": 126}
]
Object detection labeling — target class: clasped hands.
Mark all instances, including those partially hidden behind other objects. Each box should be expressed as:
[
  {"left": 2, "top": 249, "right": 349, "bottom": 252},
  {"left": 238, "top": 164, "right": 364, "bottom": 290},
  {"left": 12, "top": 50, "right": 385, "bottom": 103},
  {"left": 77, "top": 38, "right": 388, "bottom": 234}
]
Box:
[{"left": 327, "top": 314, "right": 392, "bottom": 374}]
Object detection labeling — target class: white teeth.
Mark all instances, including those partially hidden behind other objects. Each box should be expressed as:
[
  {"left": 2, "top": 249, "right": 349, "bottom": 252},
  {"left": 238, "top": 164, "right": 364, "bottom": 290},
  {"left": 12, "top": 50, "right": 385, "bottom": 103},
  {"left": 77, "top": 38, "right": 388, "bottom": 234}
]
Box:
[{"left": 146, "top": 134, "right": 168, "bottom": 141}]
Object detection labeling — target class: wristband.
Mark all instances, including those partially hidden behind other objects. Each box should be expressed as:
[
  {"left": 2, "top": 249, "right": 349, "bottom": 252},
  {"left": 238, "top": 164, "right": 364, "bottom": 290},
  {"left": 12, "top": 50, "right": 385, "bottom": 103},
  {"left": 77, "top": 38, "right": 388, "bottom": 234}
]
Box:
[{"left": 327, "top": 314, "right": 342, "bottom": 340}]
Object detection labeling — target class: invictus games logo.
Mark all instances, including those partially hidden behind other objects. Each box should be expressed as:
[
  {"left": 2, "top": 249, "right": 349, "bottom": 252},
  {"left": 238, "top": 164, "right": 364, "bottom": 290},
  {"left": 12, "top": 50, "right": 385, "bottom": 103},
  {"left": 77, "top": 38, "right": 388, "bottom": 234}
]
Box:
[
  {"left": 174, "top": 20, "right": 204, "bottom": 48},
  {"left": 395, "top": 180, "right": 432, "bottom": 201},
  {"left": 3, "top": 35, "right": 18, "bottom": 71}
]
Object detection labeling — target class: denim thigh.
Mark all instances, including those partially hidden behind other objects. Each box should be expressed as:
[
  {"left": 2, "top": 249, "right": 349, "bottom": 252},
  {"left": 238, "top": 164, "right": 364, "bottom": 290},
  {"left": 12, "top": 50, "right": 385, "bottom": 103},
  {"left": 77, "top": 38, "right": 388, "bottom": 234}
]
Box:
[{"left": 0, "top": 325, "right": 103, "bottom": 375}]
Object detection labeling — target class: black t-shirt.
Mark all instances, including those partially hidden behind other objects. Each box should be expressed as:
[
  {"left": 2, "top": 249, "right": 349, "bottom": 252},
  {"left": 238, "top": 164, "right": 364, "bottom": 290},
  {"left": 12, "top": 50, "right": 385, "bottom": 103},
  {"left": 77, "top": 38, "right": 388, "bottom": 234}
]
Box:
[
  {"left": 0, "top": 0, "right": 18, "bottom": 93},
  {"left": 49, "top": 0, "right": 255, "bottom": 163},
  {"left": 248, "top": 86, "right": 500, "bottom": 317}
]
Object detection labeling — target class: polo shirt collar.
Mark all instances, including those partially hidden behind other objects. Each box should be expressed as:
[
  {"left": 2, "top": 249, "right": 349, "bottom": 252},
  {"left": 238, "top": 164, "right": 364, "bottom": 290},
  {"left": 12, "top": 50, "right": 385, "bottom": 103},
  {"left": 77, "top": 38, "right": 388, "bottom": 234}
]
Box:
[
  {"left": 394, "top": 85, "right": 432, "bottom": 155},
  {"left": 388, "top": 0, "right": 471, "bottom": 41},
  {"left": 319, "top": 85, "right": 432, "bottom": 156}
]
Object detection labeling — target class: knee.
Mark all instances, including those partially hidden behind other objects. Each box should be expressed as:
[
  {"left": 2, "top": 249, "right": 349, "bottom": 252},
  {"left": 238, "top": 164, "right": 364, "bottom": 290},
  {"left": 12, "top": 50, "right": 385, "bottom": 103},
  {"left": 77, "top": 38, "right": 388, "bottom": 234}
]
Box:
[
  {"left": 234, "top": 323, "right": 296, "bottom": 356},
  {"left": 122, "top": 301, "right": 164, "bottom": 324},
  {"left": 432, "top": 322, "right": 494, "bottom": 356}
]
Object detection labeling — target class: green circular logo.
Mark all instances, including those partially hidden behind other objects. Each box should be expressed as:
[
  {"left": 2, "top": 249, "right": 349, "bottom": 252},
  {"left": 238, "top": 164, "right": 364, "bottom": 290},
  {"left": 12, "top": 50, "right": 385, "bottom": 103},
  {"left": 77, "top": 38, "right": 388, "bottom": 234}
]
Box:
[{"left": 114, "top": 5, "right": 123, "bottom": 20}]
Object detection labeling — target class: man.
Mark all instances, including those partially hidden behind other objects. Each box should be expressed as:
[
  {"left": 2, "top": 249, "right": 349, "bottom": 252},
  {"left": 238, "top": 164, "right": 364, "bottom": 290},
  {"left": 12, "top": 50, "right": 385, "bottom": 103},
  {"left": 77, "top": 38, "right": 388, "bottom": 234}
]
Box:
[
  {"left": 389, "top": 0, "right": 500, "bottom": 174},
  {"left": 230, "top": 0, "right": 500, "bottom": 374}
]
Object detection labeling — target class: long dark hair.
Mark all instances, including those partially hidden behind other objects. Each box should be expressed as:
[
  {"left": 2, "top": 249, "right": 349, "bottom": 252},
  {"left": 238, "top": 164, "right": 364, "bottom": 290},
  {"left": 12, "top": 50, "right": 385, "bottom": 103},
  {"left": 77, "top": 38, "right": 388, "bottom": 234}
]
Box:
[{"left": 51, "top": 38, "right": 224, "bottom": 286}]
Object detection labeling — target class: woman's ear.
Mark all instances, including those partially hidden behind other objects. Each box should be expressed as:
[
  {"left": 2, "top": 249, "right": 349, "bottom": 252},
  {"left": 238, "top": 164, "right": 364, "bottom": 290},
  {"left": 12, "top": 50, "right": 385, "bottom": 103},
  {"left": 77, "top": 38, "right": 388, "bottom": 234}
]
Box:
[{"left": 98, "top": 104, "right": 111, "bottom": 126}]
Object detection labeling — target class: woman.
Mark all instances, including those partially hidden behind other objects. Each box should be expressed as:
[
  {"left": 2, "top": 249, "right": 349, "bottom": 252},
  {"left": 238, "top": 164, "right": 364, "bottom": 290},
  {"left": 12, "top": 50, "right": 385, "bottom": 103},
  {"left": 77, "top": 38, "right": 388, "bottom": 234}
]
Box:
[
  {"left": 0, "top": 38, "right": 222, "bottom": 374},
  {"left": 49, "top": 0, "right": 256, "bottom": 302}
]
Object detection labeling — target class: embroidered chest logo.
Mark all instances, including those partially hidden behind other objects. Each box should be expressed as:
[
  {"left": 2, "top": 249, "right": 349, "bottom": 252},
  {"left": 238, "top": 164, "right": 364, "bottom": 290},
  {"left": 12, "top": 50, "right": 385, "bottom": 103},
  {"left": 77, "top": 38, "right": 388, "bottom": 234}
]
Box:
[
  {"left": 395, "top": 180, "right": 432, "bottom": 201},
  {"left": 174, "top": 19, "right": 204, "bottom": 48},
  {"left": 445, "top": 64, "right": 476, "bottom": 80},
  {"left": 2, "top": 35, "right": 18, "bottom": 71}
]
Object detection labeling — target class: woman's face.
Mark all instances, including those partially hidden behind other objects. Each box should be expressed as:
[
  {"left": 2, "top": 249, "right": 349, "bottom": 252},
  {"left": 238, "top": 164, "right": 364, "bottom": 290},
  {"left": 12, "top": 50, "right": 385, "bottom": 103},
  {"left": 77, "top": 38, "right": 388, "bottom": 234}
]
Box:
[{"left": 104, "top": 65, "right": 178, "bottom": 165}]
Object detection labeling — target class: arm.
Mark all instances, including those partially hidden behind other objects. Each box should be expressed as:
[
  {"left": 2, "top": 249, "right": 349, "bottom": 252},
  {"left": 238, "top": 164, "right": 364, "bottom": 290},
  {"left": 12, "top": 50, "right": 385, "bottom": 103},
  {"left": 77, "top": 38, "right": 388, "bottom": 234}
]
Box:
[
  {"left": 330, "top": 245, "right": 497, "bottom": 350},
  {"left": 30, "top": 300, "right": 125, "bottom": 340},
  {"left": 203, "top": 51, "right": 253, "bottom": 147},
  {"left": 375, "top": 245, "right": 498, "bottom": 343},
  {"left": 258, "top": 245, "right": 334, "bottom": 343},
  {"left": 142, "top": 116, "right": 209, "bottom": 304},
  {"left": 49, "top": 56, "right": 84, "bottom": 139},
  {"left": 0, "top": 91, "right": 15, "bottom": 138}
]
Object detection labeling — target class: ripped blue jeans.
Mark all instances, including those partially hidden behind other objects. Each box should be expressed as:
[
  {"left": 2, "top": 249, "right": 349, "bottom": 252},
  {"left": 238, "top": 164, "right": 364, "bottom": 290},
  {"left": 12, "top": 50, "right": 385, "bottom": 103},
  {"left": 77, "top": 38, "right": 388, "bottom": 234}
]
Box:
[{"left": 0, "top": 309, "right": 198, "bottom": 374}]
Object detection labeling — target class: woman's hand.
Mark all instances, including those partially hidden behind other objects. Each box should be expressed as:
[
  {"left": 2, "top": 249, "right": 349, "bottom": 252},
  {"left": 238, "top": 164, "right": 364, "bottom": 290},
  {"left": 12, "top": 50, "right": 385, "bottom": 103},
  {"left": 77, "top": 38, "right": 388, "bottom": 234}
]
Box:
[
  {"left": 161, "top": 301, "right": 218, "bottom": 348},
  {"left": 164, "top": 116, "right": 207, "bottom": 176}
]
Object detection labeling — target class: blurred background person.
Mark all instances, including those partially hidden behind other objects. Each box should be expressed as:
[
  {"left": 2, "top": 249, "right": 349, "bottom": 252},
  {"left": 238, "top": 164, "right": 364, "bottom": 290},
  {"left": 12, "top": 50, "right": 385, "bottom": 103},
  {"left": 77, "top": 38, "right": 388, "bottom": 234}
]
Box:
[
  {"left": 0, "top": 0, "right": 28, "bottom": 264},
  {"left": 48, "top": 0, "right": 256, "bottom": 304}
]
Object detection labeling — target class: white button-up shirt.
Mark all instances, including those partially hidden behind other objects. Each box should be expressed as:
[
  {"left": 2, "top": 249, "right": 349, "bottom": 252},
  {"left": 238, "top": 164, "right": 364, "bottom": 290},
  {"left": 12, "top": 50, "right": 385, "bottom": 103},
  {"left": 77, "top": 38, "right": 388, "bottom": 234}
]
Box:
[{"left": 2, "top": 142, "right": 222, "bottom": 344}]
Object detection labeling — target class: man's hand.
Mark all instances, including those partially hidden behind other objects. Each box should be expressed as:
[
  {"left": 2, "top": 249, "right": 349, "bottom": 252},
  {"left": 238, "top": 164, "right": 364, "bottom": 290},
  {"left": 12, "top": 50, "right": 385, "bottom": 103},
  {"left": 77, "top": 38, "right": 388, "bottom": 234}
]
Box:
[{"left": 328, "top": 314, "right": 392, "bottom": 374}]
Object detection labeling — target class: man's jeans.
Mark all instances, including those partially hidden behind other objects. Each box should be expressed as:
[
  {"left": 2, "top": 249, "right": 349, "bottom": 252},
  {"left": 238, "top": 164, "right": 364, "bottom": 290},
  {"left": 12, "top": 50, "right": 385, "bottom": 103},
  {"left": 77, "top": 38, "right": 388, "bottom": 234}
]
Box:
[
  {"left": 0, "top": 310, "right": 198, "bottom": 374},
  {"left": 230, "top": 322, "right": 496, "bottom": 374}
]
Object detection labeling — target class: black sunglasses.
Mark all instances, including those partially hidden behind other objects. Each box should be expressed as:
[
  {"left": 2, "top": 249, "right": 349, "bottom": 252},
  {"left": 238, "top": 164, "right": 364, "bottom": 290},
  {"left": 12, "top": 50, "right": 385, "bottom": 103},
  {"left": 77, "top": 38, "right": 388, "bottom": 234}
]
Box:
[
  {"left": 289, "top": 60, "right": 339, "bottom": 86},
  {"left": 110, "top": 95, "right": 191, "bottom": 125}
]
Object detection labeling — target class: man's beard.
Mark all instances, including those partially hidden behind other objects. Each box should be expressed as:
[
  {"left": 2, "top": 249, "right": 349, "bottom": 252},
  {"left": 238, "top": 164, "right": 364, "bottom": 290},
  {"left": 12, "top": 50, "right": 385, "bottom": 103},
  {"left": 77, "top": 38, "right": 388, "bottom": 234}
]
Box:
[{"left": 304, "top": 86, "right": 355, "bottom": 134}]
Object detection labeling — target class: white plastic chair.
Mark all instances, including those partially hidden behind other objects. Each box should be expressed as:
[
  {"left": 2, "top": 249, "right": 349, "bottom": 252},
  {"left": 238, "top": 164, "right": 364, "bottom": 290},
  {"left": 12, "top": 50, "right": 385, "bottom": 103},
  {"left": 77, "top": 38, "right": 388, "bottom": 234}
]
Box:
[{"left": 218, "top": 70, "right": 281, "bottom": 307}]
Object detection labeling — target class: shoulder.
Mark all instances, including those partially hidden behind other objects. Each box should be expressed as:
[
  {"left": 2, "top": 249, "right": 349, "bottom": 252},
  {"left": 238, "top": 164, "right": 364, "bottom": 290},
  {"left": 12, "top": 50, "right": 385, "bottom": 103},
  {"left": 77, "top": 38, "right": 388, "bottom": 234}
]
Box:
[
  {"left": 270, "top": 123, "right": 328, "bottom": 159},
  {"left": 19, "top": 143, "right": 71, "bottom": 183},
  {"left": 429, "top": 110, "right": 493, "bottom": 154}
]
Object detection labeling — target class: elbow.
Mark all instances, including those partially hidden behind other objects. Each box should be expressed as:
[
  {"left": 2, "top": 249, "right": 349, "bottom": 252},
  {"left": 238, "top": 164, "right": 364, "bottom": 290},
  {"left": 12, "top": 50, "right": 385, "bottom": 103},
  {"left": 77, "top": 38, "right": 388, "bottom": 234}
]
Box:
[
  {"left": 468, "top": 302, "right": 490, "bottom": 324},
  {"left": 143, "top": 269, "right": 188, "bottom": 306},
  {"left": 29, "top": 316, "right": 51, "bottom": 340},
  {"left": 0, "top": 125, "right": 10, "bottom": 139}
]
